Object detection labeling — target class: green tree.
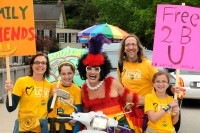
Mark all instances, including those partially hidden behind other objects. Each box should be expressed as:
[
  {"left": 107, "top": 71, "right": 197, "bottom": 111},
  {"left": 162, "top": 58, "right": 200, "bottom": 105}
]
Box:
[
  {"left": 33, "top": 0, "right": 200, "bottom": 49},
  {"left": 93, "top": 0, "right": 200, "bottom": 49},
  {"left": 36, "top": 36, "right": 60, "bottom": 54},
  {"left": 75, "top": 0, "right": 99, "bottom": 29}
]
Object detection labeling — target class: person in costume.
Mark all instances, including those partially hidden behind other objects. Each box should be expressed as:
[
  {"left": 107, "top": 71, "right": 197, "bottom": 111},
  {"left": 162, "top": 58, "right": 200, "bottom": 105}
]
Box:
[
  {"left": 117, "top": 34, "right": 180, "bottom": 133},
  {"left": 4, "top": 53, "right": 51, "bottom": 133},
  {"left": 144, "top": 71, "right": 179, "bottom": 133},
  {"left": 77, "top": 34, "right": 141, "bottom": 133},
  {"left": 48, "top": 61, "right": 82, "bottom": 133}
]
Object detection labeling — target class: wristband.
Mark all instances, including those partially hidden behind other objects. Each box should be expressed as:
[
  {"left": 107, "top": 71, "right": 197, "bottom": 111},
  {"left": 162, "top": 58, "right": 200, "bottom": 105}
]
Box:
[{"left": 162, "top": 104, "right": 171, "bottom": 112}]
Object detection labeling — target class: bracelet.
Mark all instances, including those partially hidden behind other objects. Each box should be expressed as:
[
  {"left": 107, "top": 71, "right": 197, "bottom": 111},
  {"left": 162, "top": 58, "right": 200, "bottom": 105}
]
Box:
[{"left": 162, "top": 104, "right": 171, "bottom": 112}]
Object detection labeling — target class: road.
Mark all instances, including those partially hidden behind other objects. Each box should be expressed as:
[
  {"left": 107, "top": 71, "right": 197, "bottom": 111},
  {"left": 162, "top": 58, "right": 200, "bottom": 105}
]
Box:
[
  {"left": 0, "top": 100, "right": 18, "bottom": 133},
  {"left": 178, "top": 99, "right": 200, "bottom": 133},
  {"left": 0, "top": 99, "right": 199, "bottom": 133}
]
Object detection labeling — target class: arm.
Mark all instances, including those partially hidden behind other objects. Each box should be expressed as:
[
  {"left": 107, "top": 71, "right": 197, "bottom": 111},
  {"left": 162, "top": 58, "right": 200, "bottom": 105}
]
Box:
[
  {"left": 5, "top": 80, "right": 20, "bottom": 112},
  {"left": 146, "top": 99, "right": 179, "bottom": 123},
  {"left": 147, "top": 109, "right": 167, "bottom": 123},
  {"left": 47, "top": 95, "right": 53, "bottom": 112},
  {"left": 73, "top": 104, "right": 82, "bottom": 133},
  {"left": 112, "top": 79, "right": 139, "bottom": 104},
  {"left": 47, "top": 82, "right": 59, "bottom": 112},
  {"left": 6, "top": 94, "right": 20, "bottom": 112},
  {"left": 172, "top": 106, "right": 180, "bottom": 125}
]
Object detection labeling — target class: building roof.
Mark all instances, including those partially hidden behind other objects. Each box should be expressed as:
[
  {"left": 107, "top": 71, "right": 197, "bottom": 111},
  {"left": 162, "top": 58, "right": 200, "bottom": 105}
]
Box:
[{"left": 34, "top": 4, "right": 64, "bottom": 20}]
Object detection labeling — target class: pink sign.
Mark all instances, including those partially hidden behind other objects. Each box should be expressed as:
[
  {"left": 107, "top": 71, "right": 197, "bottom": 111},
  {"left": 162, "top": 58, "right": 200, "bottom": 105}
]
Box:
[{"left": 152, "top": 4, "right": 200, "bottom": 71}]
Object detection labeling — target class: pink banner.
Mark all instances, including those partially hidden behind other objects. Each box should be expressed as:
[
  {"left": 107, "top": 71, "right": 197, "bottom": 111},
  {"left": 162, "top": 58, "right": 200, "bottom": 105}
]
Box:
[{"left": 152, "top": 4, "right": 200, "bottom": 71}]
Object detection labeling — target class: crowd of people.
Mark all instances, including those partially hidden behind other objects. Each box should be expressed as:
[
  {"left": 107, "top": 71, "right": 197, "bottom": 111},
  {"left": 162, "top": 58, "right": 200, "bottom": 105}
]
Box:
[{"left": 4, "top": 33, "right": 181, "bottom": 133}]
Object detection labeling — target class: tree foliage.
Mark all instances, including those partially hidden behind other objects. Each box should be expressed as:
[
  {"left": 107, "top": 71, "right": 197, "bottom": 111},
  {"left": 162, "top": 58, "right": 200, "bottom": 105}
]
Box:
[
  {"left": 92, "top": 0, "right": 200, "bottom": 49},
  {"left": 33, "top": 0, "right": 200, "bottom": 49},
  {"left": 36, "top": 36, "right": 60, "bottom": 54}
]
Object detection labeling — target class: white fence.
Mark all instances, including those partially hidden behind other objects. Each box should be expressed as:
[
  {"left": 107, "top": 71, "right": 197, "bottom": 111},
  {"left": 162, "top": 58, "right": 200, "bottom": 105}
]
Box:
[{"left": 0, "top": 65, "right": 29, "bottom": 96}]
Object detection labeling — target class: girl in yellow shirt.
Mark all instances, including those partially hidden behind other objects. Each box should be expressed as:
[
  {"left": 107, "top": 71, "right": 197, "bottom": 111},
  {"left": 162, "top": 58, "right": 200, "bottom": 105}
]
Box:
[{"left": 145, "top": 71, "right": 179, "bottom": 133}]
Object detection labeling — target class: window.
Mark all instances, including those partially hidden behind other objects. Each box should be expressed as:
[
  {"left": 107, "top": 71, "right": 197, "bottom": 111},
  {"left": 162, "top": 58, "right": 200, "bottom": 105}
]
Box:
[
  {"left": 57, "top": 33, "right": 77, "bottom": 43},
  {"left": 37, "top": 30, "right": 52, "bottom": 37},
  {"left": 44, "top": 30, "right": 50, "bottom": 37},
  {"left": 13, "top": 56, "right": 18, "bottom": 63},
  {"left": 59, "top": 33, "right": 65, "bottom": 43},
  {"left": 71, "top": 33, "right": 77, "bottom": 43},
  {"left": 37, "top": 30, "right": 44, "bottom": 36}
]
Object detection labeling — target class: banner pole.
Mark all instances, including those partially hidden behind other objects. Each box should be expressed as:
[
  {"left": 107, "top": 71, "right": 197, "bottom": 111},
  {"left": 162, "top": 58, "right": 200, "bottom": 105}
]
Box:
[
  {"left": 6, "top": 56, "right": 12, "bottom": 106},
  {"left": 50, "top": 81, "right": 60, "bottom": 109}
]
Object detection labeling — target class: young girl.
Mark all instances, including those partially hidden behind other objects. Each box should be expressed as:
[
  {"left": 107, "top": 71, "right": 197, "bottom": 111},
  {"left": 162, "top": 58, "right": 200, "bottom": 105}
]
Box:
[
  {"left": 48, "top": 61, "right": 82, "bottom": 133},
  {"left": 144, "top": 71, "right": 179, "bottom": 133}
]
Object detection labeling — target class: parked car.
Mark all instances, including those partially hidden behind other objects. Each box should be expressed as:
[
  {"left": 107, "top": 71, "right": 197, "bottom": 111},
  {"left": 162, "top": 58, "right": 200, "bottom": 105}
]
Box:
[{"left": 170, "top": 70, "right": 200, "bottom": 100}]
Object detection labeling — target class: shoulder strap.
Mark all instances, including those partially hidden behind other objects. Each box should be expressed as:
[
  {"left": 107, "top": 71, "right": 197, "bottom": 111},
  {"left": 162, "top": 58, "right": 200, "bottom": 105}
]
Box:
[{"left": 118, "top": 62, "right": 123, "bottom": 78}]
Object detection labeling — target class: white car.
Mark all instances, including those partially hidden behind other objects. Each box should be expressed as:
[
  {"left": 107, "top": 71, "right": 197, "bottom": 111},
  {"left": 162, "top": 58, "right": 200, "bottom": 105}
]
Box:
[{"left": 170, "top": 70, "right": 200, "bottom": 99}]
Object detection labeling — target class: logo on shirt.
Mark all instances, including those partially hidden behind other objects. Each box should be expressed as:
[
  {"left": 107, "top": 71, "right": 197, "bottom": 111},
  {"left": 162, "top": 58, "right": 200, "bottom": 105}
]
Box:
[{"left": 25, "top": 86, "right": 34, "bottom": 95}]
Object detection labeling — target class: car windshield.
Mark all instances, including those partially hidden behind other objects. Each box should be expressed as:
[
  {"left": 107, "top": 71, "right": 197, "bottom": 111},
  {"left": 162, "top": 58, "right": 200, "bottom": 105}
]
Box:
[{"left": 180, "top": 70, "right": 200, "bottom": 75}]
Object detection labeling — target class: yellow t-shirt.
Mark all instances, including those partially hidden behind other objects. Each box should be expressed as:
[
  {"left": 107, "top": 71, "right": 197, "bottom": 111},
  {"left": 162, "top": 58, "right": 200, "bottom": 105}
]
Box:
[
  {"left": 144, "top": 92, "right": 175, "bottom": 132},
  {"left": 12, "top": 76, "right": 51, "bottom": 132},
  {"left": 48, "top": 82, "right": 81, "bottom": 131},
  {"left": 117, "top": 58, "right": 158, "bottom": 96}
]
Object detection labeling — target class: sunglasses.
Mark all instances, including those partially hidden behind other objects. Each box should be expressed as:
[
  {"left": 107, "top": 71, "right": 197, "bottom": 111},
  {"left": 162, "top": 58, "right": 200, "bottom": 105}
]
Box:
[{"left": 86, "top": 66, "right": 101, "bottom": 73}]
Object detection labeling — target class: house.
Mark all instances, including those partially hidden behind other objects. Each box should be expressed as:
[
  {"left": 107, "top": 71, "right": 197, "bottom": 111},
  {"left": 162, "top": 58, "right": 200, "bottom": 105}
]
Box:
[
  {"left": 34, "top": 3, "right": 67, "bottom": 38},
  {"left": 56, "top": 28, "right": 81, "bottom": 49},
  {"left": 11, "top": 2, "right": 81, "bottom": 65},
  {"left": 34, "top": 3, "right": 81, "bottom": 48}
]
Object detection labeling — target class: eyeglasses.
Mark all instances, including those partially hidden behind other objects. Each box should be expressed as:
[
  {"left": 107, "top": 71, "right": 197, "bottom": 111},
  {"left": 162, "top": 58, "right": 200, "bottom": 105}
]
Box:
[
  {"left": 154, "top": 80, "right": 169, "bottom": 84},
  {"left": 33, "top": 61, "right": 47, "bottom": 65},
  {"left": 125, "top": 43, "right": 137, "bottom": 47},
  {"left": 86, "top": 66, "right": 101, "bottom": 73}
]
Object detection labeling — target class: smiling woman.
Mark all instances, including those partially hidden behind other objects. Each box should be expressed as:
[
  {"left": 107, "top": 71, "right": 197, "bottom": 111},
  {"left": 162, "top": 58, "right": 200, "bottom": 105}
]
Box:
[
  {"left": 4, "top": 53, "right": 52, "bottom": 133},
  {"left": 77, "top": 34, "right": 140, "bottom": 133}
]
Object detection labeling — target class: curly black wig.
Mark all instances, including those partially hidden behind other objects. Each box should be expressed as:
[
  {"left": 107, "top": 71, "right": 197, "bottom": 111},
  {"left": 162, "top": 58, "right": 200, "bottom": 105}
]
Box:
[{"left": 77, "top": 52, "right": 112, "bottom": 81}]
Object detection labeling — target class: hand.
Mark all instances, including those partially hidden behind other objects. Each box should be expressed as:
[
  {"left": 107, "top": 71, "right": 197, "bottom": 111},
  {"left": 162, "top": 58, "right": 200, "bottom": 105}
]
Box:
[
  {"left": 172, "top": 106, "right": 180, "bottom": 114},
  {"left": 53, "top": 87, "right": 58, "bottom": 94},
  {"left": 4, "top": 80, "right": 13, "bottom": 93},
  {"left": 171, "top": 86, "right": 181, "bottom": 94},
  {"left": 69, "top": 120, "right": 76, "bottom": 126},
  {"left": 169, "top": 99, "right": 179, "bottom": 108},
  {"left": 178, "top": 88, "right": 186, "bottom": 99},
  {"left": 115, "top": 127, "right": 121, "bottom": 133}
]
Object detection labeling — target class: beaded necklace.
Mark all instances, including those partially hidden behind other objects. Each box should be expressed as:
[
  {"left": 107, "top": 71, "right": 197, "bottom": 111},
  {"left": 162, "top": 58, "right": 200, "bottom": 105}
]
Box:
[{"left": 86, "top": 79, "right": 104, "bottom": 90}]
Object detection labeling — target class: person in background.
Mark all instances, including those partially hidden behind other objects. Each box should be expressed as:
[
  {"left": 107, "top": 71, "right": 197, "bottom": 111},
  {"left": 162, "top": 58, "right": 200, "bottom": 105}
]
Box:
[
  {"left": 145, "top": 71, "right": 179, "bottom": 133},
  {"left": 48, "top": 61, "right": 82, "bottom": 133},
  {"left": 117, "top": 34, "right": 179, "bottom": 133},
  {"left": 4, "top": 53, "right": 51, "bottom": 133},
  {"left": 77, "top": 34, "right": 141, "bottom": 133}
]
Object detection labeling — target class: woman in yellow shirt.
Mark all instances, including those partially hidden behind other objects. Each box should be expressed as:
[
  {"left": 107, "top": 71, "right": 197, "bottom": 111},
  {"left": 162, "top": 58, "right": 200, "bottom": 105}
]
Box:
[{"left": 5, "top": 53, "right": 51, "bottom": 133}]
